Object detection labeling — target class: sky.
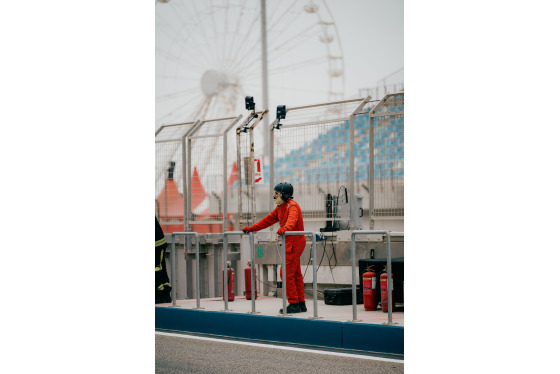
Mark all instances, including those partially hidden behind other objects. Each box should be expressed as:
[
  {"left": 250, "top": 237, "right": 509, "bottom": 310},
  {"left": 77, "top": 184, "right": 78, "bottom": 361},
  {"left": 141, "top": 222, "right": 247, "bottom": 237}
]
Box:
[
  {"left": 325, "top": 0, "right": 404, "bottom": 95},
  {"left": 155, "top": 0, "right": 404, "bottom": 160},
  {"left": 155, "top": 0, "right": 404, "bottom": 129}
]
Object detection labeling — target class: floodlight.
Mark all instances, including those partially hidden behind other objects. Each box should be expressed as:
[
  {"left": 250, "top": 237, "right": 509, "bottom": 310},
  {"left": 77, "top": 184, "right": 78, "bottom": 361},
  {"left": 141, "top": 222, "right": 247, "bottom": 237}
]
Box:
[
  {"left": 245, "top": 96, "right": 255, "bottom": 110},
  {"left": 276, "top": 105, "right": 286, "bottom": 120}
]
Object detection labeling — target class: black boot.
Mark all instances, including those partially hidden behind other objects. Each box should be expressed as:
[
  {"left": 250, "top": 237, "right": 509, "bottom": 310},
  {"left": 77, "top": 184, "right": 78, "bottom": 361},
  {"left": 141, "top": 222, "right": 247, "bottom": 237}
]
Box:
[
  {"left": 155, "top": 289, "right": 166, "bottom": 304},
  {"left": 299, "top": 301, "right": 307, "bottom": 312},
  {"left": 164, "top": 286, "right": 172, "bottom": 303},
  {"left": 279, "top": 303, "right": 301, "bottom": 314}
]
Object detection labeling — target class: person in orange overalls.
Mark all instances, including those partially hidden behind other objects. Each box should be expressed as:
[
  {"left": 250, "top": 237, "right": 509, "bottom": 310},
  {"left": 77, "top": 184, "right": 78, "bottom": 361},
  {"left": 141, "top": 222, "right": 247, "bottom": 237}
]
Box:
[{"left": 242, "top": 182, "right": 306, "bottom": 314}]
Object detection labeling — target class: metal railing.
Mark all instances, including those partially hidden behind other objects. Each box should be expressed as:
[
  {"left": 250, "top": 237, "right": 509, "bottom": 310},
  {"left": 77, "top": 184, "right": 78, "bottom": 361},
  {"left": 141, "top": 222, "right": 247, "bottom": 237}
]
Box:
[
  {"left": 170, "top": 232, "right": 202, "bottom": 309},
  {"left": 221, "top": 232, "right": 257, "bottom": 313},
  {"left": 167, "top": 229, "right": 402, "bottom": 325},
  {"left": 350, "top": 230, "right": 403, "bottom": 324},
  {"left": 280, "top": 231, "right": 319, "bottom": 318}
]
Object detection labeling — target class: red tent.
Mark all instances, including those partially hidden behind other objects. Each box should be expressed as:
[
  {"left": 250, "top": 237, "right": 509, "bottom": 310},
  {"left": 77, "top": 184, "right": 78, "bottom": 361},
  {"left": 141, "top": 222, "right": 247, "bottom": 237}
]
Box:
[
  {"left": 156, "top": 178, "right": 184, "bottom": 233},
  {"left": 156, "top": 164, "right": 238, "bottom": 233}
]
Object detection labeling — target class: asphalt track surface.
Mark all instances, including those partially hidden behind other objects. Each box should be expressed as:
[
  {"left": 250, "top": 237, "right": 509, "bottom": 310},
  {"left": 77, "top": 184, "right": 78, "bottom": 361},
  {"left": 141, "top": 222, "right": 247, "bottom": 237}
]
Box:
[{"left": 155, "top": 331, "right": 404, "bottom": 374}]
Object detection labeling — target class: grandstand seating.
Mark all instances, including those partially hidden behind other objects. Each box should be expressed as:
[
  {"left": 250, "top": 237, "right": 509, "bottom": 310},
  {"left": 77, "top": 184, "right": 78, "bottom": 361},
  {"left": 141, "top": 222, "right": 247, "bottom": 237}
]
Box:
[{"left": 262, "top": 105, "right": 404, "bottom": 184}]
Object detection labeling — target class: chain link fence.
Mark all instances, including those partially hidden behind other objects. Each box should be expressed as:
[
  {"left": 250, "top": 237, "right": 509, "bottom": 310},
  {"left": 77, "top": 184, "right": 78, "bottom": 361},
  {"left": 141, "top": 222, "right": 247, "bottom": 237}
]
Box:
[
  {"left": 268, "top": 98, "right": 372, "bottom": 230},
  {"left": 187, "top": 116, "right": 242, "bottom": 232},
  {"left": 155, "top": 120, "right": 199, "bottom": 232},
  {"left": 369, "top": 92, "right": 404, "bottom": 224},
  {"left": 156, "top": 93, "right": 404, "bottom": 233}
]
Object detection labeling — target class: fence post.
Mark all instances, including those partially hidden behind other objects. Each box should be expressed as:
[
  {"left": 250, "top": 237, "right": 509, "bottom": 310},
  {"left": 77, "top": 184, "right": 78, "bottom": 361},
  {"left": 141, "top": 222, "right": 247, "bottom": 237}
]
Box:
[
  {"left": 248, "top": 232, "right": 258, "bottom": 314},
  {"left": 281, "top": 234, "right": 287, "bottom": 316},
  {"left": 220, "top": 231, "right": 249, "bottom": 312},
  {"left": 170, "top": 234, "right": 178, "bottom": 308},
  {"left": 222, "top": 233, "right": 232, "bottom": 311},
  {"left": 349, "top": 230, "right": 403, "bottom": 324},
  {"left": 169, "top": 232, "right": 201, "bottom": 309}
]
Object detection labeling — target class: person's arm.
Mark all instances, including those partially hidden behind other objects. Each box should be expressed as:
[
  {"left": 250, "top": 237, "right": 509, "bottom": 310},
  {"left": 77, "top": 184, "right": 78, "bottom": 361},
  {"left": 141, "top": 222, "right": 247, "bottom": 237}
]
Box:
[{"left": 243, "top": 208, "right": 279, "bottom": 232}]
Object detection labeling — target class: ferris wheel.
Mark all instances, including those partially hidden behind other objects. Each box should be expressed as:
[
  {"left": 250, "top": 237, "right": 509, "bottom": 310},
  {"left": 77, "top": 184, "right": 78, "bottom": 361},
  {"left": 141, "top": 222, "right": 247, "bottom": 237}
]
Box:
[{"left": 155, "top": 0, "right": 345, "bottom": 130}]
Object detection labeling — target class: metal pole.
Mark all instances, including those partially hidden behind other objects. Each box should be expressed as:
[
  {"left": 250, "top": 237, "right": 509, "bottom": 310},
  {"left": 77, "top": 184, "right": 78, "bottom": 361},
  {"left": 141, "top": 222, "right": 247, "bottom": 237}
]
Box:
[
  {"left": 369, "top": 112, "right": 375, "bottom": 230},
  {"left": 236, "top": 130, "right": 242, "bottom": 230},
  {"left": 260, "top": 0, "right": 270, "bottom": 157},
  {"left": 311, "top": 233, "right": 319, "bottom": 319},
  {"left": 194, "top": 233, "right": 202, "bottom": 310},
  {"left": 249, "top": 232, "right": 258, "bottom": 314},
  {"left": 387, "top": 233, "right": 393, "bottom": 324},
  {"left": 349, "top": 114, "right": 355, "bottom": 230},
  {"left": 186, "top": 137, "right": 192, "bottom": 231},
  {"left": 171, "top": 234, "right": 178, "bottom": 307},
  {"left": 223, "top": 131, "right": 228, "bottom": 232},
  {"left": 281, "top": 234, "right": 287, "bottom": 316},
  {"left": 269, "top": 122, "right": 275, "bottom": 213},
  {"left": 182, "top": 135, "right": 188, "bottom": 232},
  {"left": 222, "top": 234, "right": 231, "bottom": 311},
  {"left": 350, "top": 232, "right": 359, "bottom": 321}
]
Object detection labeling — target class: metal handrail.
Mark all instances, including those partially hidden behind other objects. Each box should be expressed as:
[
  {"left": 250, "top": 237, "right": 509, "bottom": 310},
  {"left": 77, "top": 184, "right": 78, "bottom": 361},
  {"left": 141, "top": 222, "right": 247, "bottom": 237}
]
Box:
[
  {"left": 170, "top": 232, "right": 201, "bottom": 309},
  {"left": 169, "top": 230, "right": 403, "bottom": 324},
  {"left": 350, "top": 230, "right": 403, "bottom": 324},
  {"left": 280, "top": 231, "right": 319, "bottom": 318},
  {"left": 221, "top": 232, "right": 256, "bottom": 313}
]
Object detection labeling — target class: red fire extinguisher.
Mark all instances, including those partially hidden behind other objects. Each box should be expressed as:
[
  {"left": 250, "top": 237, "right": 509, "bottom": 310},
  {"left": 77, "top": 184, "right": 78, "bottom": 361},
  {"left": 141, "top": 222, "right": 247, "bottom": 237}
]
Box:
[
  {"left": 363, "top": 266, "right": 377, "bottom": 311},
  {"left": 222, "top": 265, "right": 235, "bottom": 302},
  {"left": 380, "top": 266, "right": 395, "bottom": 313},
  {"left": 244, "top": 261, "right": 258, "bottom": 300}
]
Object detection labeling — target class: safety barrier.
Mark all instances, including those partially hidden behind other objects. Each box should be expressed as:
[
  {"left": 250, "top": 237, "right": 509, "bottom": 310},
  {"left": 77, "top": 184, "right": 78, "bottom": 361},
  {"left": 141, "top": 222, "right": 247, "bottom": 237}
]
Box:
[
  {"left": 186, "top": 116, "right": 242, "bottom": 231},
  {"left": 170, "top": 232, "right": 202, "bottom": 309},
  {"left": 221, "top": 231, "right": 257, "bottom": 313},
  {"left": 168, "top": 229, "right": 403, "bottom": 324},
  {"left": 350, "top": 230, "right": 404, "bottom": 324},
  {"left": 155, "top": 120, "right": 201, "bottom": 232}
]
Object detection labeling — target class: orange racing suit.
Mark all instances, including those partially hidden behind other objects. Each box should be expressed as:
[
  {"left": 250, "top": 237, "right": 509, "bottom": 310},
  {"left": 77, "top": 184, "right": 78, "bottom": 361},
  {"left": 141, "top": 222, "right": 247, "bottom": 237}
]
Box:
[{"left": 247, "top": 199, "right": 306, "bottom": 304}]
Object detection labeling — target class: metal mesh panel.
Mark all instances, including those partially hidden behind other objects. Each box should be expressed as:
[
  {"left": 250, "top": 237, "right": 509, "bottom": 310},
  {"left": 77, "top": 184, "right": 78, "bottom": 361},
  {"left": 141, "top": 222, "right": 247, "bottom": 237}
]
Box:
[
  {"left": 234, "top": 110, "right": 269, "bottom": 229},
  {"left": 271, "top": 99, "right": 369, "bottom": 225},
  {"left": 155, "top": 121, "right": 197, "bottom": 232},
  {"left": 188, "top": 117, "right": 240, "bottom": 231},
  {"left": 370, "top": 93, "right": 404, "bottom": 218},
  {"left": 237, "top": 127, "right": 253, "bottom": 225}
]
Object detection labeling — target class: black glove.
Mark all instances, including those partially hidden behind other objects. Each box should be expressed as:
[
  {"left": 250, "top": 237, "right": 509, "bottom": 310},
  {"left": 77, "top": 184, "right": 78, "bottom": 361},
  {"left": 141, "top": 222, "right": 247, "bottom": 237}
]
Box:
[{"left": 242, "top": 226, "right": 252, "bottom": 233}]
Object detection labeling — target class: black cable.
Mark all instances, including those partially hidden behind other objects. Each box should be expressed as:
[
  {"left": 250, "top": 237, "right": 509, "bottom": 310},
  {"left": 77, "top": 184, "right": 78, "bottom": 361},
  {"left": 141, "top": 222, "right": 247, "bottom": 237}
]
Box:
[{"left": 326, "top": 236, "right": 337, "bottom": 287}]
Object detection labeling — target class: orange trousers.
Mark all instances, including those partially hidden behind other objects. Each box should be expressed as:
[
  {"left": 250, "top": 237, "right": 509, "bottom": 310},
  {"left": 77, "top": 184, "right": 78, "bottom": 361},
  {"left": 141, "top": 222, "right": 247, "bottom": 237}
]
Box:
[{"left": 281, "top": 238, "right": 306, "bottom": 304}]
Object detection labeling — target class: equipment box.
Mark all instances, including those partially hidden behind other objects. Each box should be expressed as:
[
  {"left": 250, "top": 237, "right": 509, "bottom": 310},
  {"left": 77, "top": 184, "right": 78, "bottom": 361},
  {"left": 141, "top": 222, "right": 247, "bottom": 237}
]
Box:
[{"left": 324, "top": 287, "right": 363, "bottom": 305}]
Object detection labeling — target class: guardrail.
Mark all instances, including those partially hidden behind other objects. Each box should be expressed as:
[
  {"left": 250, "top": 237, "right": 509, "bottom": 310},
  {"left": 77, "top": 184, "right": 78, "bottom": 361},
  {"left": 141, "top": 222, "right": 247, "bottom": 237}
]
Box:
[
  {"left": 170, "top": 232, "right": 201, "bottom": 309},
  {"left": 168, "top": 230, "right": 403, "bottom": 324},
  {"left": 221, "top": 232, "right": 256, "bottom": 313},
  {"left": 350, "top": 230, "right": 404, "bottom": 324}
]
